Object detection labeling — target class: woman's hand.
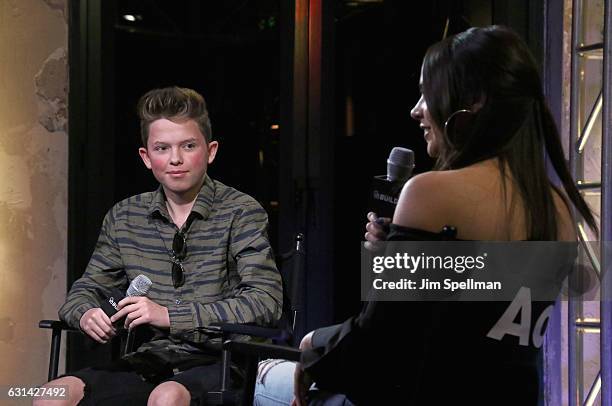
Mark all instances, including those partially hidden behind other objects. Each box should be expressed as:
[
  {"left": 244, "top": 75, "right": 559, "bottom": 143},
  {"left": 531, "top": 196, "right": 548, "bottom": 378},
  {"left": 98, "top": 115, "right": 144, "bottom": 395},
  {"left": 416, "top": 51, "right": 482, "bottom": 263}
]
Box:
[
  {"left": 364, "top": 211, "right": 390, "bottom": 251},
  {"left": 292, "top": 331, "right": 315, "bottom": 406}
]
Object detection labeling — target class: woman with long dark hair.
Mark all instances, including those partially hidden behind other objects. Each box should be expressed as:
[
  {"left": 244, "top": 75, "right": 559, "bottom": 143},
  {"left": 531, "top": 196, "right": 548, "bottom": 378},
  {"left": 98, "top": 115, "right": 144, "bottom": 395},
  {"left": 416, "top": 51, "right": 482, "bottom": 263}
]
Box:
[
  {"left": 254, "top": 25, "right": 597, "bottom": 405},
  {"left": 396, "top": 25, "right": 595, "bottom": 241}
]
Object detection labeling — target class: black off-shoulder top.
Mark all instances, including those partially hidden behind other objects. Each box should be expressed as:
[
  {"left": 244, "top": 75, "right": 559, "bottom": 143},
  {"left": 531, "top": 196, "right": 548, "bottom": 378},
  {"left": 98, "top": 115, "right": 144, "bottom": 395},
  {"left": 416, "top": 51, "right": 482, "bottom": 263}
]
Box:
[
  {"left": 388, "top": 223, "right": 460, "bottom": 241},
  {"left": 302, "top": 224, "right": 550, "bottom": 405}
]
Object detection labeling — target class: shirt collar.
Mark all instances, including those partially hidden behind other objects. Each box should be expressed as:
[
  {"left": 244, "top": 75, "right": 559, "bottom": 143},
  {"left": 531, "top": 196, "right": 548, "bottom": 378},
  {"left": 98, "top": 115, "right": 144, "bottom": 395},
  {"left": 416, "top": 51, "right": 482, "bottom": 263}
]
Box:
[{"left": 147, "top": 174, "right": 216, "bottom": 221}]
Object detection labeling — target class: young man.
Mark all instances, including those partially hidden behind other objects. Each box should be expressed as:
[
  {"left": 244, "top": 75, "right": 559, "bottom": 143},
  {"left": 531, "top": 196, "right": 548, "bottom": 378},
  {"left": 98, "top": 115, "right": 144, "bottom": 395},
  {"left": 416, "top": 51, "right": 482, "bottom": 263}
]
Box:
[{"left": 37, "top": 87, "right": 283, "bottom": 406}]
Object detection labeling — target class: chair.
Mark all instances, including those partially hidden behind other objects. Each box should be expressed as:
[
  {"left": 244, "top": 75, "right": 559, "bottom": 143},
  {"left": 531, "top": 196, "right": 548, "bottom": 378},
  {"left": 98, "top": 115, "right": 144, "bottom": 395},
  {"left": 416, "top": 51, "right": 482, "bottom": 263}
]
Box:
[
  {"left": 39, "top": 318, "right": 138, "bottom": 381},
  {"left": 38, "top": 320, "right": 77, "bottom": 381},
  {"left": 39, "top": 233, "right": 306, "bottom": 406},
  {"left": 205, "top": 233, "right": 306, "bottom": 405}
]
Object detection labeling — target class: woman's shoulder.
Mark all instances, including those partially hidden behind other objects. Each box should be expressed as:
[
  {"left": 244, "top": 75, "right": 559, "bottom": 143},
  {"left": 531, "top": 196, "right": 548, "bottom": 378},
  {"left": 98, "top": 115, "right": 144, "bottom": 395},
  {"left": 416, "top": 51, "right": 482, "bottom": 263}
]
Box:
[
  {"left": 403, "top": 162, "right": 495, "bottom": 190},
  {"left": 551, "top": 187, "right": 577, "bottom": 241},
  {"left": 395, "top": 161, "right": 578, "bottom": 241},
  {"left": 393, "top": 161, "right": 507, "bottom": 238},
  {"left": 393, "top": 170, "right": 464, "bottom": 232}
]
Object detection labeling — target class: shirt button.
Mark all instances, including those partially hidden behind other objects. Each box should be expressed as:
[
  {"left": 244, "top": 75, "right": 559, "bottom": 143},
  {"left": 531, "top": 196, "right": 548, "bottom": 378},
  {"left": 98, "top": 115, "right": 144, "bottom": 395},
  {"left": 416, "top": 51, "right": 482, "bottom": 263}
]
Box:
[{"left": 175, "top": 299, "right": 182, "bottom": 305}]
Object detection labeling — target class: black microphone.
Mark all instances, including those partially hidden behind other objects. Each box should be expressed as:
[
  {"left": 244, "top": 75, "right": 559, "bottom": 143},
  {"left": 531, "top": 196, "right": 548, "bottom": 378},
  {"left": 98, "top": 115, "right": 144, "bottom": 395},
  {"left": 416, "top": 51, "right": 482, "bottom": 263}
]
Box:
[
  {"left": 99, "top": 274, "right": 153, "bottom": 319},
  {"left": 370, "top": 147, "right": 415, "bottom": 219},
  {"left": 87, "top": 275, "right": 153, "bottom": 349}
]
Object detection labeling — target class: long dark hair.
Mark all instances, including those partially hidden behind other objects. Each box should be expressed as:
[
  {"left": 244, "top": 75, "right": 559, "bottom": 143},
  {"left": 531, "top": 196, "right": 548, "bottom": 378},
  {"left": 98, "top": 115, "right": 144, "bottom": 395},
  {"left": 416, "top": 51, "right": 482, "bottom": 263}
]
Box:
[{"left": 421, "top": 25, "right": 597, "bottom": 240}]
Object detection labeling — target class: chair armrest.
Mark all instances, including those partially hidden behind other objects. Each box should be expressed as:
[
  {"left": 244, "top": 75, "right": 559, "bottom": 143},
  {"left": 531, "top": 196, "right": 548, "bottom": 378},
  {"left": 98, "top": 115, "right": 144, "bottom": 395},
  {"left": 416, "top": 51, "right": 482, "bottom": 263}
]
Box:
[
  {"left": 39, "top": 320, "right": 79, "bottom": 381},
  {"left": 224, "top": 340, "right": 301, "bottom": 361},
  {"left": 213, "top": 341, "right": 300, "bottom": 406},
  {"left": 208, "top": 322, "right": 283, "bottom": 339},
  {"left": 39, "top": 319, "right": 77, "bottom": 332}
]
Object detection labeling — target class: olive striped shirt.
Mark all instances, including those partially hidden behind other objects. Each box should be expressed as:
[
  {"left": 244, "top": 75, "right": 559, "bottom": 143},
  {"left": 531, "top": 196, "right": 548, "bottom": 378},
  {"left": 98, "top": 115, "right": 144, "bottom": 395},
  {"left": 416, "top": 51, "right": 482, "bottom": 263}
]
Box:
[{"left": 59, "top": 174, "right": 283, "bottom": 355}]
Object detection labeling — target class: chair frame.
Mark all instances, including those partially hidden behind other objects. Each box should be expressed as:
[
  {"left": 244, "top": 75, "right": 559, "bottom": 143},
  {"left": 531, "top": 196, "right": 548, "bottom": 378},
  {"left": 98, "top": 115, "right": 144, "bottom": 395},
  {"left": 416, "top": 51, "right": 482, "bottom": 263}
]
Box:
[{"left": 39, "top": 233, "right": 306, "bottom": 406}]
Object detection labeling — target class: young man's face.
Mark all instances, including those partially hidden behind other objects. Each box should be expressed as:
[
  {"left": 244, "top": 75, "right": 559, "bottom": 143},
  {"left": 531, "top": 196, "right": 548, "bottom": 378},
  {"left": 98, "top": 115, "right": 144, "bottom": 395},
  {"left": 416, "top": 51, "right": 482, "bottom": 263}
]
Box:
[{"left": 139, "top": 118, "right": 218, "bottom": 201}]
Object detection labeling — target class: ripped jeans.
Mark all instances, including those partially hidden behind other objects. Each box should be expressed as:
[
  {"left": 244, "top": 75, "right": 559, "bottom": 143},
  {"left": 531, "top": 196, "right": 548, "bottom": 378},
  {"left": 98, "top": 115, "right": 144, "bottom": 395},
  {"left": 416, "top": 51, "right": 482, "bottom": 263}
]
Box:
[
  {"left": 253, "top": 360, "right": 355, "bottom": 406},
  {"left": 254, "top": 359, "right": 296, "bottom": 405}
]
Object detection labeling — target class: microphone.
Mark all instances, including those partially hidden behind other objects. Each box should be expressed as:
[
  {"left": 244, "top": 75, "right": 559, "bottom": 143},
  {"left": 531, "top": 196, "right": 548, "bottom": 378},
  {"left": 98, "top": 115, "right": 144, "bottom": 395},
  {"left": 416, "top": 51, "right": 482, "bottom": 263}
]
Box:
[
  {"left": 124, "top": 275, "right": 152, "bottom": 353},
  {"left": 96, "top": 275, "right": 153, "bottom": 351},
  {"left": 127, "top": 274, "right": 153, "bottom": 297},
  {"left": 99, "top": 274, "right": 152, "bottom": 318},
  {"left": 370, "top": 147, "right": 415, "bottom": 219}
]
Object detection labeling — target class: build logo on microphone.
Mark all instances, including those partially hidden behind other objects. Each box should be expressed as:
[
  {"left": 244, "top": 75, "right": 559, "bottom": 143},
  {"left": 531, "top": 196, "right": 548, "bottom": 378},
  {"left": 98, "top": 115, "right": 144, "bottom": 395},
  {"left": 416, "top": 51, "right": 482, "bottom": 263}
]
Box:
[{"left": 108, "top": 296, "right": 119, "bottom": 311}]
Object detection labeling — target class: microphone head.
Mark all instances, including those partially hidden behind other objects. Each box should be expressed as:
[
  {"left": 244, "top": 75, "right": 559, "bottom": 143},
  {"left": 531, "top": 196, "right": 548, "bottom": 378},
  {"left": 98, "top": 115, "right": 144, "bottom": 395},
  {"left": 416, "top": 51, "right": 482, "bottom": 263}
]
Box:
[
  {"left": 387, "top": 147, "right": 414, "bottom": 182},
  {"left": 127, "top": 274, "right": 152, "bottom": 297}
]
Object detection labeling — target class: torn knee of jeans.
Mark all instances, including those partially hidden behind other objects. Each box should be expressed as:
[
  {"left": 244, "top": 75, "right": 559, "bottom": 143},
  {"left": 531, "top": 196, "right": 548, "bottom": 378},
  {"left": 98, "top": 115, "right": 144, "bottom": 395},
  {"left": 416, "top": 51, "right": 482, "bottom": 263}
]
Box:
[{"left": 256, "top": 359, "right": 290, "bottom": 385}]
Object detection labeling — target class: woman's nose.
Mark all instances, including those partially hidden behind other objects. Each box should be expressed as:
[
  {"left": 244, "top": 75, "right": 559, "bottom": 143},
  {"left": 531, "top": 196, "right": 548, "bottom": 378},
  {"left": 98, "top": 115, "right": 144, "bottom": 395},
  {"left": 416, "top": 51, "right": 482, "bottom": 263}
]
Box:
[{"left": 410, "top": 100, "right": 422, "bottom": 120}]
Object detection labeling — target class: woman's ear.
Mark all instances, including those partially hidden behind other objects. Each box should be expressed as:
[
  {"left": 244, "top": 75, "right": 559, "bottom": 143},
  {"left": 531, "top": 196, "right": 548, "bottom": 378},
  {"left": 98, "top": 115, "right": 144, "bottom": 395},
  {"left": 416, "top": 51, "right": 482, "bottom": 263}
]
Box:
[
  {"left": 471, "top": 94, "right": 486, "bottom": 112},
  {"left": 444, "top": 109, "right": 476, "bottom": 147}
]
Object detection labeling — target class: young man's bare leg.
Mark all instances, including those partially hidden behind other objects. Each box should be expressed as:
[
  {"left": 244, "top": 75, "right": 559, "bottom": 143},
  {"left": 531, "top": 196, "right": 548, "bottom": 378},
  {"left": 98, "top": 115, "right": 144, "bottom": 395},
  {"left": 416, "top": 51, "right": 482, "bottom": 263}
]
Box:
[{"left": 33, "top": 376, "right": 85, "bottom": 406}]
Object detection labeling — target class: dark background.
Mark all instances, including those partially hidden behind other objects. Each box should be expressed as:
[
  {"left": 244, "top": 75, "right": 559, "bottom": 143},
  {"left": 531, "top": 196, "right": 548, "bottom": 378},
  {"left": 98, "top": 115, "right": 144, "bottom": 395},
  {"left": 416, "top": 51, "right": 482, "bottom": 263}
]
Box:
[{"left": 67, "top": 0, "right": 548, "bottom": 370}]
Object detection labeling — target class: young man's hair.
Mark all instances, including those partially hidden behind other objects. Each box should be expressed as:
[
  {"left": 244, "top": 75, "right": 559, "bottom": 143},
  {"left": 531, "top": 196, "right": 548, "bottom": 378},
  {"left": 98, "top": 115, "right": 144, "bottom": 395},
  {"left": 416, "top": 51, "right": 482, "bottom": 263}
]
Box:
[{"left": 137, "top": 86, "right": 213, "bottom": 146}]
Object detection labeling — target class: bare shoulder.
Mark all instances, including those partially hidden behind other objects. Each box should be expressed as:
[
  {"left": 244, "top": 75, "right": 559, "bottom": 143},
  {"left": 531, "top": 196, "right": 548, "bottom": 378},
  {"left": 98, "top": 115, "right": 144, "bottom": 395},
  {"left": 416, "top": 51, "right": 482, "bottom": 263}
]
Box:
[
  {"left": 552, "top": 187, "right": 577, "bottom": 241},
  {"left": 392, "top": 171, "right": 459, "bottom": 231},
  {"left": 393, "top": 160, "right": 579, "bottom": 241},
  {"left": 392, "top": 160, "right": 508, "bottom": 237}
]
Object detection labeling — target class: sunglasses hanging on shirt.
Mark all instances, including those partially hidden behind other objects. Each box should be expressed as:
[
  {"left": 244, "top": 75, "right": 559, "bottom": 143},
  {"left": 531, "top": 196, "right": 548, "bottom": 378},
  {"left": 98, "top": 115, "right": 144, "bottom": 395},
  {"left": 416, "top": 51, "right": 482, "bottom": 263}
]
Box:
[{"left": 169, "top": 231, "right": 187, "bottom": 288}]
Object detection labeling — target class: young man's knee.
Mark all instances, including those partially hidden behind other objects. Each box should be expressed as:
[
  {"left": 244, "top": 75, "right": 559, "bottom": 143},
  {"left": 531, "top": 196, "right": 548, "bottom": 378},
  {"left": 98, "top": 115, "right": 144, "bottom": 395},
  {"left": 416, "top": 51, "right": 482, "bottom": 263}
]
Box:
[
  {"left": 33, "top": 376, "right": 85, "bottom": 406},
  {"left": 147, "top": 381, "right": 190, "bottom": 406}
]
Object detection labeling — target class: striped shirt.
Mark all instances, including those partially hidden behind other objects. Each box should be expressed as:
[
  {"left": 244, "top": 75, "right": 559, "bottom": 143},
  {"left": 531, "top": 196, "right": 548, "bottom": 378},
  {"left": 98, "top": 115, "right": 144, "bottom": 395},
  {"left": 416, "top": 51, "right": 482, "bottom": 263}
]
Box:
[{"left": 59, "top": 174, "right": 283, "bottom": 355}]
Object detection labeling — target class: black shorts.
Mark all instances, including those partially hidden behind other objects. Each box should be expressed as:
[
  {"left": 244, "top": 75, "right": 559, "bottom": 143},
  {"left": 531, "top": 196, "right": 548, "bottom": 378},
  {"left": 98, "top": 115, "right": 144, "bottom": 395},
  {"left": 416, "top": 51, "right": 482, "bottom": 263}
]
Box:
[{"left": 62, "top": 357, "right": 242, "bottom": 406}]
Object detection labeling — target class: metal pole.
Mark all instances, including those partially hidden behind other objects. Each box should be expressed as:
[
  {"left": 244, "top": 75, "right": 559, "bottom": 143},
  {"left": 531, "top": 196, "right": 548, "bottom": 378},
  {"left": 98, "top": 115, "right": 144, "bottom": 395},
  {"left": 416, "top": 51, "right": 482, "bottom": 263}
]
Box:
[
  {"left": 600, "top": 0, "right": 612, "bottom": 403},
  {"left": 569, "top": 0, "right": 585, "bottom": 405}
]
